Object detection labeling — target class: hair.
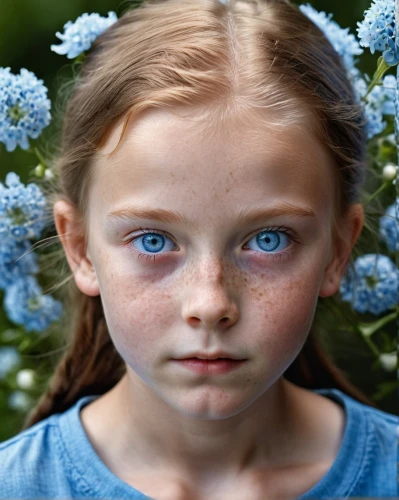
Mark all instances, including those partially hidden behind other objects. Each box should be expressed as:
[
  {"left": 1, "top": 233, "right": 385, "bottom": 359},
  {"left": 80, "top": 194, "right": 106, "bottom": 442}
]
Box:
[{"left": 22, "top": 0, "right": 376, "bottom": 430}]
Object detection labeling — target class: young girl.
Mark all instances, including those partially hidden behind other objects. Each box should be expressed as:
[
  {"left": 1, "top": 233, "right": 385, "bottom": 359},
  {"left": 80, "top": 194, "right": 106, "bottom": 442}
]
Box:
[{"left": 1, "top": 0, "right": 398, "bottom": 498}]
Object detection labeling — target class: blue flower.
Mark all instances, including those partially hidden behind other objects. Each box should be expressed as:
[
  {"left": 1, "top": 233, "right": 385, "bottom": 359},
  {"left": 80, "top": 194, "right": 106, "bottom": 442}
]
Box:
[
  {"left": 340, "top": 254, "right": 398, "bottom": 315},
  {"left": 4, "top": 275, "right": 63, "bottom": 332},
  {"left": 379, "top": 199, "right": 399, "bottom": 252},
  {"left": 0, "top": 67, "right": 51, "bottom": 152},
  {"left": 8, "top": 391, "right": 32, "bottom": 412},
  {"left": 357, "top": 0, "right": 398, "bottom": 65},
  {"left": 299, "top": 4, "right": 363, "bottom": 76},
  {"left": 0, "top": 172, "right": 47, "bottom": 242},
  {"left": 51, "top": 12, "right": 118, "bottom": 59},
  {"left": 0, "top": 346, "right": 20, "bottom": 379},
  {"left": 351, "top": 74, "right": 396, "bottom": 139},
  {"left": 0, "top": 238, "right": 39, "bottom": 290}
]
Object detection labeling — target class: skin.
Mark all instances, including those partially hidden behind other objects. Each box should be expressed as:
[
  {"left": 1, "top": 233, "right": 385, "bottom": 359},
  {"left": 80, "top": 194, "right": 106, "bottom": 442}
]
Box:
[{"left": 54, "top": 106, "right": 364, "bottom": 497}]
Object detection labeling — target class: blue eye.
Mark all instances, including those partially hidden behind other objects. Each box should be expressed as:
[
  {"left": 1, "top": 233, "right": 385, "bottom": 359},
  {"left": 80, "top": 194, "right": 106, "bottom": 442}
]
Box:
[
  {"left": 131, "top": 230, "right": 175, "bottom": 259},
  {"left": 245, "top": 230, "right": 290, "bottom": 254},
  {"left": 127, "top": 226, "right": 300, "bottom": 263}
]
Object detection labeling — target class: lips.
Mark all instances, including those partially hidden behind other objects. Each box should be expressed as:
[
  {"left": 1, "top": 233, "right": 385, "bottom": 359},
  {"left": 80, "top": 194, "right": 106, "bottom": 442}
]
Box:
[
  {"left": 173, "top": 358, "right": 246, "bottom": 374},
  {"left": 176, "top": 352, "right": 245, "bottom": 361}
]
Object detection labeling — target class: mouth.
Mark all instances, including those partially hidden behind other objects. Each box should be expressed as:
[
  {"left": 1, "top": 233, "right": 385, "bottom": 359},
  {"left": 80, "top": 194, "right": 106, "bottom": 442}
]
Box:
[
  {"left": 177, "top": 357, "right": 246, "bottom": 362},
  {"left": 172, "top": 357, "right": 247, "bottom": 374}
]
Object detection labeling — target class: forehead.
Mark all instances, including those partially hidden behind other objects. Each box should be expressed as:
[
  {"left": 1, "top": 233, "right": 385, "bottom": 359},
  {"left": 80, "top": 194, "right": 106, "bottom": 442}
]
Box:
[{"left": 90, "top": 107, "right": 336, "bottom": 223}]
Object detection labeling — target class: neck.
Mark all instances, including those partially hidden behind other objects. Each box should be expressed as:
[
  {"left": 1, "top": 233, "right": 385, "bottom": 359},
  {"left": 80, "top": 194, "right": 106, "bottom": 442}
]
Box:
[{"left": 84, "top": 373, "right": 314, "bottom": 483}]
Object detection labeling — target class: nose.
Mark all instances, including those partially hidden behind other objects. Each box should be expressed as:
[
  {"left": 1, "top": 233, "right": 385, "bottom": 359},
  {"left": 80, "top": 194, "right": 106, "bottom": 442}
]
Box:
[{"left": 181, "top": 258, "right": 239, "bottom": 330}]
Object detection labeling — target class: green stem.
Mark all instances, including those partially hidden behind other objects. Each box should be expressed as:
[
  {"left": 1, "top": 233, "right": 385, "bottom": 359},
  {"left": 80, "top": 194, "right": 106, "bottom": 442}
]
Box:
[
  {"left": 358, "top": 308, "right": 399, "bottom": 337},
  {"left": 359, "top": 332, "right": 381, "bottom": 358},
  {"left": 28, "top": 147, "right": 47, "bottom": 169},
  {"left": 362, "top": 57, "right": 391, "bottom": 100},
  {"left": 362, "top": 181, "right": 389, "bottom": 206},
  {"left": 33, "top": 147, "right": 47, "bottom": 168},
  {"left": 327, "top": 300, "right": 381, "bottom": 357}
]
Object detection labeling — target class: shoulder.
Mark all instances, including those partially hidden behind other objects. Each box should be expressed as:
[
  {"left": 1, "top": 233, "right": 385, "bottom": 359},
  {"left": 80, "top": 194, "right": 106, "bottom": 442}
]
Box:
[
  {"left": 0, "top": 414, "right": 74, "bottom": 498},
  {"left": 360, "top": 401, "right": 399, "bottom": 460},
  {"left": 316, "top": 388, "right": 399, "bottom": 497},
  {"left": 353, "top": 402, "right": 399, "bottom": 495}
]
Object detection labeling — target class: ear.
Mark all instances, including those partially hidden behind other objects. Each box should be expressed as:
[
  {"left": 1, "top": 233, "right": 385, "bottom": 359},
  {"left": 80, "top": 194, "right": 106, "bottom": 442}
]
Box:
[
  {"left": 53, "top": 199, "right": 100, "bottom": 297},
  {"left": 319, "top": 204, "right": 364, "bottom": 298}
]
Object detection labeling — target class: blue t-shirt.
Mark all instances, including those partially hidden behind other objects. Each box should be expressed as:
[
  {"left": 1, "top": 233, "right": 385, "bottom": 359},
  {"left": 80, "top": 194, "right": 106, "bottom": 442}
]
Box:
[{"left": 0, "top": 387, "right": 398, "bottom": 499}]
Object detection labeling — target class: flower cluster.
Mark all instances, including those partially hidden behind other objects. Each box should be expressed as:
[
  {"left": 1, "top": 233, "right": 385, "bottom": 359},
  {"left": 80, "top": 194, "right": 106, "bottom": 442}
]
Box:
[
  {"left": 299, "top": 4, "right": 364, "bottom": 77},
  {"left": 357, "top": 0, "right": 398, "bottom": 65},
  {"left": 0, "top": 172, "right": 63, "bottom": 332},
  {"left": 0, "top": 346, "right": 20, "bottom": 379},
  {"left": 4, "top": 276, "right": 63, "bottom": 333},
  {"left": 299, "top": 4, "right": 396, "bottom": 140},
  {"left": 0, "top": 172, "right": 47, "bottom": 241},
  {"left": 340, "top": 254, "right": 398, "bottom": 315},
  {"left": 0, "top": 68, "right": 51, "bottom": 152},
  {"left": 379, "top": 199, "right": 399, "bottom": 252},
  {"left": 51, "top": 12, "right": 118, "bottom": 59},
  {"left": 352, "top": 74, "right": 396, "bottom": 139}
]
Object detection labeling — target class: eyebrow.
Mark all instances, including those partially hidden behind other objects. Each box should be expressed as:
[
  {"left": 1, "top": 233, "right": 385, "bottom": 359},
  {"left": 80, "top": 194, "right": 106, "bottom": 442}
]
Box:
[{"left": 106, "top": 202, "right": 316, "bottom": 229}]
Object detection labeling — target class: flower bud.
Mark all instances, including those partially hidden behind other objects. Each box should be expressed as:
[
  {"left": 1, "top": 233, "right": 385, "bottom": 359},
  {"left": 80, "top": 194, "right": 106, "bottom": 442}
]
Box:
[
  {"left": 379, "top": 352, "right": 397, "bottom": 372},
  {"left": 382, "top": 163, "right": 398, "bottom": 181},
  {"left": 16, "top": 368, "right": 35, "bottom": 389},
  {"left": 34, "top": 164, "right": 45, "bottom": 177},
  {"left": 44, "top": 169, "right": 54, "bottom": 180}
]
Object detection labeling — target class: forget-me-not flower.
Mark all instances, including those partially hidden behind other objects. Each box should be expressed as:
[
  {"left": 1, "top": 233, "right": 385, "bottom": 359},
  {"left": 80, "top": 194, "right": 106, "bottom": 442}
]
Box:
[
  {"left": 357, "top": 0, "right": 398, "bottom": 65},
  {"left": 51, "top": 12, "right": 118, "bottom": 59},
  {"left": 0, "top": 172, "right": 47, "bottom": 242},
  {"left": 4, "top": 275, "right": 63, "bottom": 332},
  {"left": 339, "top": 254, "right": 398, "bottom": 315},
  {"left": 0, "top": 238, "right": 39, "bottom": 291},
  {"left": 0, "top": 67, "right": 51, "bottom": 152},
  {"left": 0, "top": 346, "right": 20, "bottom": 379},
  {"left": 299, "top": 4, "right": 363, "bottom": 77},
  {"left": 379, "top": 199, "right": 399, "bottom": 252},
  {"left": 351, "top": 74, "right": 396, "bottom": 139},
  {"left": 8, "top": 391, "right": 32, "bottom": 412}
]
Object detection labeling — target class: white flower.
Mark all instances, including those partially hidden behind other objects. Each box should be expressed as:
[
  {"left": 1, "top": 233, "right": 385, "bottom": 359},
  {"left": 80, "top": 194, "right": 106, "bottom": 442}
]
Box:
[
  {"left": 16, "top": 368, "right": 36, "bottom": 389},
  {"left": 379, "top": 352, "right": 397, "bottom": 371},
  {"left": 382, "top": 163, "right": 398, "bottom": 181},
  {"left": 44, "top": 169, "right": 54, "bottom": 180}
]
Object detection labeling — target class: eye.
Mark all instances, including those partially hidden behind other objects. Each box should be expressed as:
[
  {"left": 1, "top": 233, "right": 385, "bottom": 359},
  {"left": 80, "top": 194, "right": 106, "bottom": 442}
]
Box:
[
  {"left": 125, "top": 226, "right": 301, "bottom": 263},
  {"left": 243, "top": 227, "right": 301, "bottom": 263},
  {"left": 127, "top": 229, "right": 176, "bottom": 261}
]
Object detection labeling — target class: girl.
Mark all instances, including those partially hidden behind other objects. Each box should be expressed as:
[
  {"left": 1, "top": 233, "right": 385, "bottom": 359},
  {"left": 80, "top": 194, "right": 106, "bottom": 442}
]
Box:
[{"left": 1, "top": 0, "right": 398, "bottom": 498}]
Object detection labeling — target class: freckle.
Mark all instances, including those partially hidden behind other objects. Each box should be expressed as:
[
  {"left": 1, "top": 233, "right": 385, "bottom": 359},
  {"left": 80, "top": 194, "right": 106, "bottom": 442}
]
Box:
[{"left": 226, "top": 188, "right": 230, "bottom": 193}]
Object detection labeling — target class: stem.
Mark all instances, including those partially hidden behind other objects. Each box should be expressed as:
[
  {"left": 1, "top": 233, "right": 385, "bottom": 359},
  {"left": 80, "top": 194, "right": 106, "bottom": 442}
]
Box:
[
  {"left": 358, "top": 308, "right": 399, "bottom": 337},
  {"left": 362, "top": 181, "right": 389, "bottom": 206},
  {"left": 363, "top": 57, "right": 390, "bottom": 100},
  {"left": 326, "top": 300, "right": 381, "bottom": 357},
  {"left": 33, "top": 147, "right": 47, "bottom": 169},
  {"left": 358, "top": 330, "right": 381, "bottom": 357}
]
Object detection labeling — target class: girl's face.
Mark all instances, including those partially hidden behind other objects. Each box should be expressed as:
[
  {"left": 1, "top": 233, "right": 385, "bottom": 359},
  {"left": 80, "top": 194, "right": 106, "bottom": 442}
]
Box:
[{"left": 76, "top": 107, "right": 339, "bottom": 418}]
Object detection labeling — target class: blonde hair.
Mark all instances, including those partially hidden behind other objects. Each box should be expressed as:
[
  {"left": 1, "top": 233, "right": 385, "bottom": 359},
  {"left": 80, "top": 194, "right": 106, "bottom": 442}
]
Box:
[{"left": 23, "top": 0, "right": 374, "bottom": 429}]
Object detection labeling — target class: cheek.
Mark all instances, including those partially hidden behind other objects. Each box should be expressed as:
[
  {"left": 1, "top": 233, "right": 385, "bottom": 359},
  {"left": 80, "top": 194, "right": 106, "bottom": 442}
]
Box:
[
  {"left": 98, "top": 269, "right": 175, "bottom": 364},
  {"left": 249, "top": 273, "right": 321, "bottom": 364}
]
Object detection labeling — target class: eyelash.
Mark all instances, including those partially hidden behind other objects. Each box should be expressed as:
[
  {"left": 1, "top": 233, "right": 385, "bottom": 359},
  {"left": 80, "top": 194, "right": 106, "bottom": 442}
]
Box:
[{"left": 124, "top": 225, "right": 302, "bottom": 263}]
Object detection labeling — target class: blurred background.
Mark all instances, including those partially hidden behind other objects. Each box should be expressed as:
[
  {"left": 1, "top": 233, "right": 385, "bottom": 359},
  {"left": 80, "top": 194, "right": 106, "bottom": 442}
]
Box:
[{"left": 0, "top": 0, "right": 397, "bottom": 441}]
